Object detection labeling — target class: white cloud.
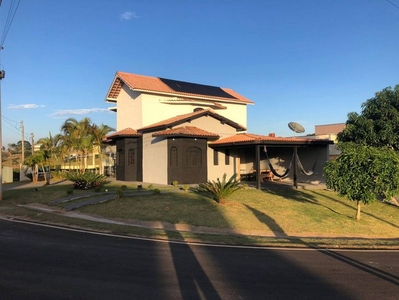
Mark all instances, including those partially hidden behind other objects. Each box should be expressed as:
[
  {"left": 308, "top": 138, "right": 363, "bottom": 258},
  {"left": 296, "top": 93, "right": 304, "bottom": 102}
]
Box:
[
  {"left": 50, "top": 108, "right": 110, "bottom": 118},
  {"left": 120, "top": 11, "right": 139, "bottom": 20},
  {"left": 8, "top": 104, "right": 45, "bottom": 109}
]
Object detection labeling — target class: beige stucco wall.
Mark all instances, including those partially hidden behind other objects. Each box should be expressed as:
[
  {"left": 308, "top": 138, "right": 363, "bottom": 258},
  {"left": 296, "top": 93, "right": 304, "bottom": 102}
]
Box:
[
  {"left": 117, "top": 90, "right": 249, "bottom": 131},
  {"left": 189, "top": 117, "right": 240, "bottom": 139},
  {"left": 141, "top": 133, "right": 168, "bottom": 184},
  {"left": 116, "top": 87, "right": 143, "bottom": 131},
  {"left": 206, "top": 148, "right": 237, "bottom": 182}
]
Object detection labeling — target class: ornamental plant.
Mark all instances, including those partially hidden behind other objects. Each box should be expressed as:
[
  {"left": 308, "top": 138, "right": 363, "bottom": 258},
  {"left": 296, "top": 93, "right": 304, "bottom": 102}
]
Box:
[
  {"left": 198, "top": 173, "right": 244, "bottom": 204},
  {"left": 63, "top": 171, "right": 108, "bottom": 190}
]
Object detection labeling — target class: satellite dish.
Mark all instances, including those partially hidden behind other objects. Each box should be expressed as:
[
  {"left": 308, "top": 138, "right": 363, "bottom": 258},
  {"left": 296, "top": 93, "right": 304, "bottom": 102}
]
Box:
[{"left": 288, "top": 122, "right": 305, "bottom": 134}]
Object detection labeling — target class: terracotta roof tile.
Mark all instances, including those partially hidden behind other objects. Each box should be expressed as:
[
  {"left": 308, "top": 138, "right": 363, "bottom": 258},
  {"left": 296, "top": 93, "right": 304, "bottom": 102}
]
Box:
[
  {"left": 105, "top": 128, "right": 141, "bottom": 140},
  {"left": 107, "top": 72, "right": 254, "bottom": 104},
  {"left": 152, "top": 126, "right": 219, "bottom": 139},
  {"left": 210, "top": 133, "right": 333, "bottom": 146},
  {"left": 138, "top": 109, "right": 246, "bottom": 132}
]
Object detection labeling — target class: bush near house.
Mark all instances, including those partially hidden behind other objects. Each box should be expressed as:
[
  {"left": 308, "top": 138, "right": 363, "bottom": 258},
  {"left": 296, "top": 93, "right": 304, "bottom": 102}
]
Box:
[{"left": 62, "top": 171, "right": 108, "bottom": 189}]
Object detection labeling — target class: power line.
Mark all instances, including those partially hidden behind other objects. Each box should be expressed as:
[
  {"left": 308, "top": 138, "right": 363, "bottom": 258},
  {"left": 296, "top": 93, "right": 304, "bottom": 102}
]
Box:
[
  {"left": 385, "top": 0, "right": 399, "bottom": 10},
  {"left": 2, "top": 115, "right": 20, "bottom": 131},
  {"left": 0, "top": 0, "right": 21, "bottom": 48}
]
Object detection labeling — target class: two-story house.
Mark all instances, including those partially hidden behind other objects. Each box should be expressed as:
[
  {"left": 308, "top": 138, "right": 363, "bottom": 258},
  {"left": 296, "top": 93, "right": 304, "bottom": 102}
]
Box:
[{"left": 105, "top": 71, "right": 332, "bottom": 187}]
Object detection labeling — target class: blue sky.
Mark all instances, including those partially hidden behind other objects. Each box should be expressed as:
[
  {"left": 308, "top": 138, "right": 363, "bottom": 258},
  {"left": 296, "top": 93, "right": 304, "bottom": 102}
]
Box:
[{"left": 0, "top": 0, "right": 398, "bottom": 146}]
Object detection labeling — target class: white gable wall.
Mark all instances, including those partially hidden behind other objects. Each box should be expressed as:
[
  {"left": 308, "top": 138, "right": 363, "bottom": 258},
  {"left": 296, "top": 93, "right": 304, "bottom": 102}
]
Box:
[
  {"left": 117, "top": 87, "right": 143, "bottom": 131},
  {"left": 189, "top": 117, "right": 239, "bottom": 139},
  {"left": 117, "top": 91, "right": 248, "bottom": 130}
]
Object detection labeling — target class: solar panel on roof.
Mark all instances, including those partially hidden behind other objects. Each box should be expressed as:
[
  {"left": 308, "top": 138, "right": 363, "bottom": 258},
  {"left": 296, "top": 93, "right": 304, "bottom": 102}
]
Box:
[{"left": 159, "top": 77, "right": 236, "bottom": 99}]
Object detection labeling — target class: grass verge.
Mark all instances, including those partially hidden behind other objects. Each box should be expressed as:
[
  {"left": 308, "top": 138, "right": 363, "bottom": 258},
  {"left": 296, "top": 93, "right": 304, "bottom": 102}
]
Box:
[{"left": 1, "top": 180, "right": 398, "bottom": 249}]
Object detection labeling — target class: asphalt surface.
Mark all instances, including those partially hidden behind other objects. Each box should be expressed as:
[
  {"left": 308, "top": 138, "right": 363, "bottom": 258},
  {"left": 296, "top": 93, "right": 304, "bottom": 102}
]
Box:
[{"left": 1, "top": 218, "right": 399, "bottom": 300}]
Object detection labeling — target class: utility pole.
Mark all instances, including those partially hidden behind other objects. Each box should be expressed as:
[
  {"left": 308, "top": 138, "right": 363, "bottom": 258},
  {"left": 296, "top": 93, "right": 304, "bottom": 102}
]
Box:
[
  {"left": 19, "top": 121, "right": 24, "bottom": 182},
  {"left": 0, "top": 64, "right": 5, "bottom": 201},
  {"left": 21, "top": 121, "right": 24, "bottom": 161}
]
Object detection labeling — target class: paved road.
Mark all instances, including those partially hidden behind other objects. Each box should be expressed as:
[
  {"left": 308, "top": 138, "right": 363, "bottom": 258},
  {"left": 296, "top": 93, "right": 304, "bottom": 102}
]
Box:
[{"left": 0, "top": 218, "right": 398, "bottom": 300}]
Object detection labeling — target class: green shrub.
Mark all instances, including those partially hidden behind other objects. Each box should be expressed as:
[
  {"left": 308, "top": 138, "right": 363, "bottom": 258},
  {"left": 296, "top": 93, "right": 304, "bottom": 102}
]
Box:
[
  {"left": 63, "top": 171, "right": 108, "bottom": 190},
  {"left": 172, "top": 180, "right": 178, "bottom": 187},
  {"left": 116, "top": 188, "right": 124, "bottom": 198},
  {"left": 120, "top": 185, "right": 128, "bottom": 191},
  {"left": 183, "top": 185, "right": 189, "bottom": 192},
  {"left": 153, "top": 188, "right": 161, "bottom": 195},
  {"left": 198, "top": 173, "right": 244, "bottom": 204}
]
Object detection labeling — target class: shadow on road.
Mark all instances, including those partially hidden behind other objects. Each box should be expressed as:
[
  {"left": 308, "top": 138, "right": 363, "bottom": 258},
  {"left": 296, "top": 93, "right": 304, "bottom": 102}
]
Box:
[
  {"left": 245, "top": 203, "right": 399, "bottom": 289},
  {"left": 163, "top": 207, "right": 353, "bottom": 299}
]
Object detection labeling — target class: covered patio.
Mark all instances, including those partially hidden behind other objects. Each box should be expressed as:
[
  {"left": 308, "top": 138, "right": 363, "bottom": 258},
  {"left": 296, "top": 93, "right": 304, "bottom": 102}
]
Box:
[{"left": 209, "top": 133, "right": 333, "bottom": 190}]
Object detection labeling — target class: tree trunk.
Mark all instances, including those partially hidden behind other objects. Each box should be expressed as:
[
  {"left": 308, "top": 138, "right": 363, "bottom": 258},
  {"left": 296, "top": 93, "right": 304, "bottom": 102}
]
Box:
[
  {"left": 45, "top": 164, "right": 51, "bottom": 185},
  {"left": 34, "top": 164, "right": 39, "bottom": 182},
  {"left": 356, "top": 200, "right": 361, "bottom": 220},
  {"left": 98, "top": 151, "right": 103, "bottom": 175}
]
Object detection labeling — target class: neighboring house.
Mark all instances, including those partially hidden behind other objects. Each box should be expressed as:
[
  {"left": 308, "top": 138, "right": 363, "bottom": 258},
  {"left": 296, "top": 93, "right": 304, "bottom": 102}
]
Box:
[
  {"left": 105, "top": 71, "right": 332, "bottom": 188},
  {"left": 311, "top": 123, "right": 346, "bottom": 160}
]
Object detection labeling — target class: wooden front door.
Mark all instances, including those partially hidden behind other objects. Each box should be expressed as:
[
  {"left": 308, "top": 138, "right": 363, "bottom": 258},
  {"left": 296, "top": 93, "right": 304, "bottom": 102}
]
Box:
[{"left": 168, "top": 138, "right": 207, "bottom": 184}]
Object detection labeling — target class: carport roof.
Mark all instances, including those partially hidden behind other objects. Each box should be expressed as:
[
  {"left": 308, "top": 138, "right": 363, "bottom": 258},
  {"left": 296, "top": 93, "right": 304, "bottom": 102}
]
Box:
[{"left": 210, "top": 133, "right": 333, "bottom": 147}]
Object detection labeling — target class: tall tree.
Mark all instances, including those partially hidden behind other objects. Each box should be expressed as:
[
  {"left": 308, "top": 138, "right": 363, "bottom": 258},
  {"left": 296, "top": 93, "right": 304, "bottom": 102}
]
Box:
[
  {"left": 37, "top": 132, "right": 62, "bottom": 184},
  {"left": 60, "top": 117, "right": 93, "bottom": 171},
  {"left": 338, "top": 85, "right": 399, "bottom": 150},
  {"left": 328, "top": 84, "right": 399, "bottom": 219}
]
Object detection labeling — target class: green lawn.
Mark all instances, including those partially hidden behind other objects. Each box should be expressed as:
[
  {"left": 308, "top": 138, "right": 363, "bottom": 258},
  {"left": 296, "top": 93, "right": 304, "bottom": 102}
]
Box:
[{"left": 1, "top": 181, "right": 398, "bottom": 248}]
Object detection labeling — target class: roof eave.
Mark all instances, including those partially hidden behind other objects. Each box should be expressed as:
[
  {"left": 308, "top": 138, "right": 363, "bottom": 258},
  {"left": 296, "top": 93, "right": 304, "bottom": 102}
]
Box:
[
  {"left": 210, "top": 139, "right": 333, "bottom": 148},
  {"left": 133, "top": 88, "right": 253, "bottom": 105}
]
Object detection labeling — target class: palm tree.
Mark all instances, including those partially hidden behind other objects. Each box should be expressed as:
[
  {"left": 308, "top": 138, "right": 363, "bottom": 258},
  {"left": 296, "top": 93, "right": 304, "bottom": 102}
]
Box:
[
  {"left": 37, "top": 132, "right": 62, "bottom": 184},
  {"left": 23, "top": 151, "right": 46, "bottom": 183},
  {"left": 60, "top": 117, "right": 93, "bottom": 172},
  {"left": 91, "top": 123, "right": 115, "bottom": 174}
]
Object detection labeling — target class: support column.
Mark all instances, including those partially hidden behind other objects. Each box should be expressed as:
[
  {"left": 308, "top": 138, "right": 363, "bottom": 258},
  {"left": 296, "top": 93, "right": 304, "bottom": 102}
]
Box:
[
  {"left": 293, "top": 146, "right": 298, "bottom": 189},
  {"left": 255, "top": 145, "right": 261, "bottom": 190}
]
